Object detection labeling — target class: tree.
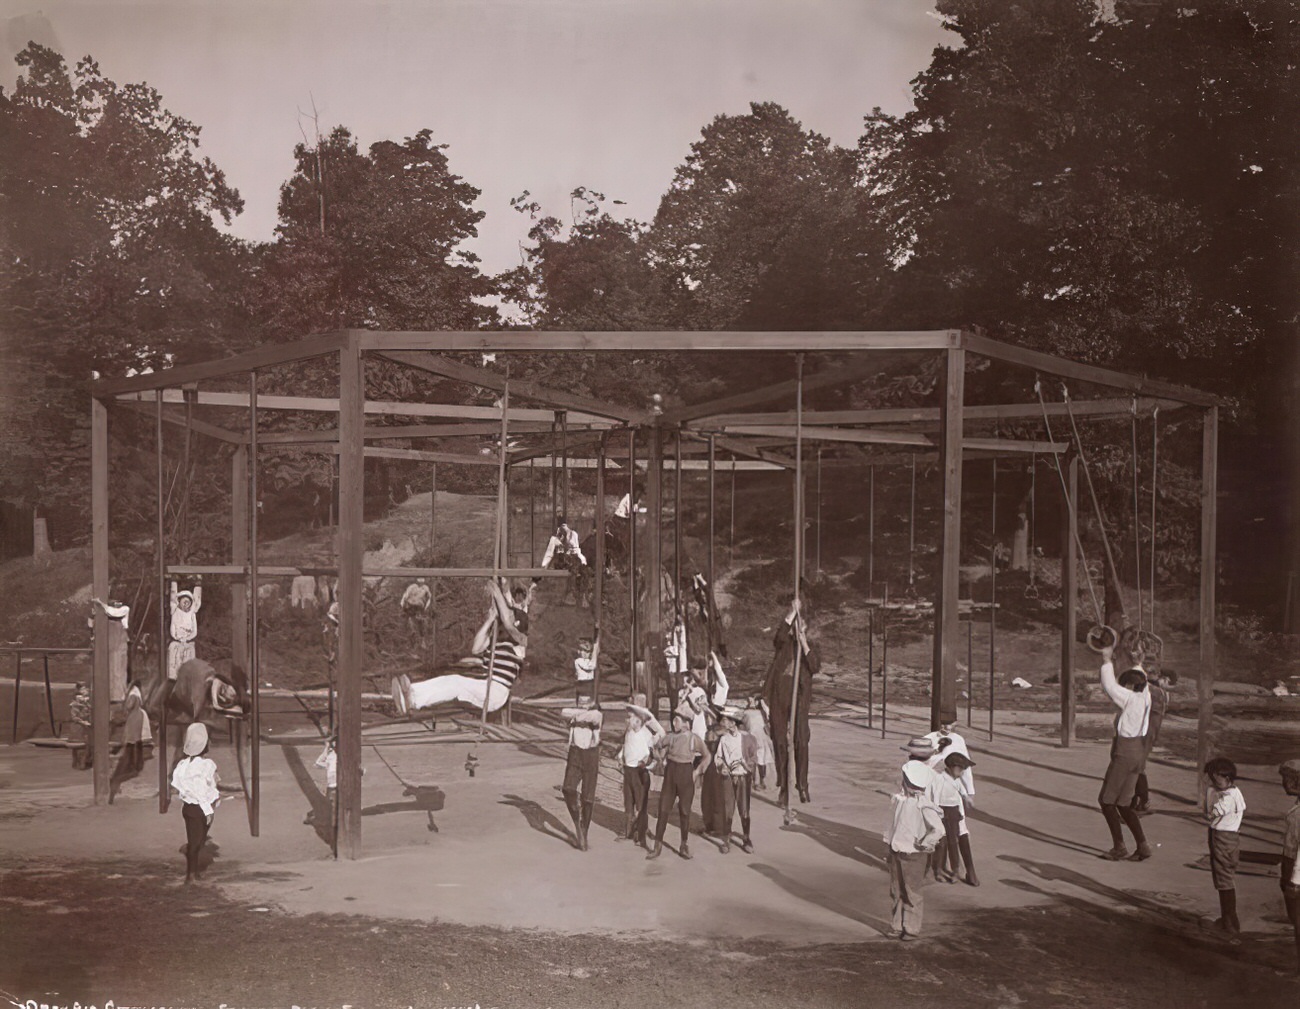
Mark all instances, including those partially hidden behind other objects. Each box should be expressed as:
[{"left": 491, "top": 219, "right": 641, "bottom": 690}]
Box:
[{"left": 0, "top": 43, "right": 249, "bottom": 544}]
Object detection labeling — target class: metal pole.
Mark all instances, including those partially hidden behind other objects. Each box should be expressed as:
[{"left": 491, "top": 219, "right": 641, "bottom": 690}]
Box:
[
  {"left": 880, "top": 600, "right": 888, "bottom": 741},
  {"left": 674, "top": 432, "right": 682, "bottom": 621},
  {"left": 989, "top": 456, "right": 997, "bottom": 741},
  {"left": 156, "top": 390, "right": 170, "bottom": 812},
  {"left": 430, "top": 464, "right": 438, "bottom": 664},
  {"left": 560, "top": 410, "right": 569, "bottom": 522},
  {"left": 43, "top": 654, "right": 56, "bottom": 735},
  {"left": 967, "top": 618, "right": 974, "bottom": 729},
  {"left": 784, "top": 354, "right": 804, "bottom": 826},
  {"left": 249, "top": 370, "right": 260, "bottom": 836},
  {"left": 815, "top": 447, "right": 822, "bottom": 579},
  {"left": 628, "top": 429, "right": 638, "bottom": 696},
  {"left": 91, "top": 396, "right": 110, "bottom": 803},
  {"left": 868, "top": 464, "right": 875, "bottom": 585},
  {"left": 10, "top": 651, "right": 19, "bottom": 744},
  {"left": 729, "top": 459, "right": 736, "bottom": 568},
  {"left": 908, "top": 454, "right": 916, "bottom": 589},
  {"left": 867, "top": 606, "right": 874, "bottom": 729},
  {"left": 707, "top": 436, "right": 716, "bottom": 660},
  {"left": 594, "top": 434, "right": 607, "bottom": 702}
]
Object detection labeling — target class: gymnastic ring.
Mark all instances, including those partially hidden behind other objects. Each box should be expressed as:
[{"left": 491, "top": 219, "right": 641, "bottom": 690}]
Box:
[
  {"left": 1136, "top": 629, "right": 1164, "bottom": 659},
  {"left": 1086, "top": 625, "right": 1117, "bottom": 653}
]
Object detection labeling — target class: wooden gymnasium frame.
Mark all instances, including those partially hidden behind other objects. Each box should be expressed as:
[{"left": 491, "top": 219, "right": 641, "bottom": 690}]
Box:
[{"left": 89, "top": 329, "right": 1221, "bottom": 858}]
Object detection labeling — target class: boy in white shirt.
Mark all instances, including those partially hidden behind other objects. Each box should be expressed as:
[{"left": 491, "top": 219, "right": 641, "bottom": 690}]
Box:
[
  {"left": 1097, "top": 644, "right": 1153, "bottom": 861},
  {"left": 617, "top": 699, "right": 664, "bottom": 848},
  {"left": 574, "top": 630, "right": 600, "bottom": 702},
  {"left": 1203, "top": 756, "right": 1246, "bottom": 940}
]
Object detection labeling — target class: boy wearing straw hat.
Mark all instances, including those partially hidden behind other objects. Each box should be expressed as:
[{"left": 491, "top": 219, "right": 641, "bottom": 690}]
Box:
[
  {"left": 716, "top": 706, "right": 757, "bottom": 853},
  {"left": 618, "top": 697, "right": 664, "bottom": 847},
  {"left": 171, "top": 722, "right": 220, "bottom": 883},
  {"left": 646, "top": 705, "right": 710, "bottom": 860},
  {"left": 886, "top": 761, "right": 944, "bottom": 940}
]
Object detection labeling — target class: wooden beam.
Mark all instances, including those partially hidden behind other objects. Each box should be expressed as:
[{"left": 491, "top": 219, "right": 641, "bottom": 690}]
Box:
[
  {"left": 114, "top": 399, "right": 245, "bottom": 444},
  {"left": 256, "top": 421, "right": 563, "bottom": 444},
  {"left": 337, "top": 339, "right": 364, "bottom": 859},
  {"left": 660, "top": 355, "right": 907, "bottom": 427},
  {"left": 963, "top": 332, "right": 1221, "bottom": 407},
  {"left": 378, "top": 351, "right": 643, "bottom": 423},
  {"left": 90, "top": 397, "right": 110, "bottom": 804},
  {"left": 114, "top": 388, "right": 613, "bottom": 425},
  {"left": 92, "top": 331, "right": 349, "bottom": 395},
  {"left": 359, "top": 329, "right": 959, "bottom": 353},
  {"left": 248, "top": 372, "right": 261, "bottom": 837},
  {"left": 690, "top": 397, "right": 1186, "bottom": 429},
  {"left": 295, "top": 445, "right": 499, "bottom": 466},
  {"left": 1197, "top": 407, "right": 1219, "bottom": 797},
  {"left": 645, "top": 426, "right": 664, "bottom": 712},
  {"left": 165, "top": 564, "right": 570, "bottom": 579},
  {"left": 931, "top": 346, "right": 965, "bottom": 729},
  {"left": 1060, "top": 453, "right": 1078, "bottom": 747},
  {"left": 707, "top": 435, "right": 797, "bottom": 470}
]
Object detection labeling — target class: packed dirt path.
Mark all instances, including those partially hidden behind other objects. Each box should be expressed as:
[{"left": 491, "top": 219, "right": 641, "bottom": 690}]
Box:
[{"left": 2, "top": 703, "right": 1297, "bottom": 1007}]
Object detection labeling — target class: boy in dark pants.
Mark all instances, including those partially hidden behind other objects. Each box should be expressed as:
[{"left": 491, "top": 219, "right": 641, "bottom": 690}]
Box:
[
  {"left": 646, "top": 705, "right": 710, "bottom": 860},
  {"left": 1096, "top": 644, "right": 1153, "bottom": 861},
  {"left": 1278, "top": 759, "right": 1300, "bottom": 976},
  {"left": 560, "top": 691, "right": 603, "bottom": 851},
  {"left": 617, "top": 699, "right": 664, "bottom": 847},
  {"left": 1201, "top": 756, "right": 1245, "bottom": 941}
]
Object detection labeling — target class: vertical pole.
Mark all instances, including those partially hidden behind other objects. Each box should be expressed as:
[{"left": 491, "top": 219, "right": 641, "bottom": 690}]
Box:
[
  {"left": 628, "top": 429, "right": 638, "bottom": 696},
  {"left": 480, "top": 378, "right": 510, "bottom": 731},
  {"left": 785, "top": 354, "right": 804, "bottom": 826},
  {"left": 908, "top": 455, "right": 917, "bottom": 590},
  {"left": 674, "top": 432, "right": 683, "bottom": 621},
  {"left": 336, "top": 338, "right": 365, "bottom": 858},
  {"left": 966, "top": 619, "right": 974, "bottom": 728},
  {"left": 646, "top": 426, "right": 664, "bottom": 709},
  {"left": 594, "top": 434, "right": 607, "bottom": 701},
  {"left": 42, "top": 654, "right": 55, "bottom": 736},
  {"left": 10, "top": 652, "right": 19, "bottom": 743},
  {"left": 560, "top": 410, "right": 569, "bottom": 523},
  {"left": 550, "top": 418, "right": 557, "bottom": 530},
  {"left": 248, "top": 371, "right": 260, "bottom": 836},
  {"left": 867, "top": 606, "right": 874, "bottom": 728},
  {"left": 91, "top": 396, "right": 110, "bottom": 803},
  {"left": 729, "top": 459, "right": 736, "bottom": 568},
  {"left": 157, "top": 392, "right": 171, "bottom": 812},
  {"left": 880, "top": 601, "right": 889, "bottom": 740},
  {"left": 1060, "top": 453, "right": 1078, "bottom": 746},
  {"left": 988, "top": 456, "right": 997, "bottom": 740},
  {"left": 868, "top": 464, "right": 875, "bottom": 585},
  {"left": 815, "top": 447, "right": 822, "bottom": 580},
  {"left": 528, "top": 461, "right": 535, "bottom": 567},
  {"left": 430, "top": 464, "right": 438, "bottom": 664},
  {"left": 931, "top": 343, "right": 965, "bottom": 730},
  {"left": 1197, "top": 407, "right": 1218, "bottom": 797},
  {"left": 707, "top": 436, "right": 716, "bottom": 660}
]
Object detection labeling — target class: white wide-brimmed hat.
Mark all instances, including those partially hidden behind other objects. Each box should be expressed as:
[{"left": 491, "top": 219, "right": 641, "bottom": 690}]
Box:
[{"left": 183, "top": 722, "right": 209, "bottom": 756}]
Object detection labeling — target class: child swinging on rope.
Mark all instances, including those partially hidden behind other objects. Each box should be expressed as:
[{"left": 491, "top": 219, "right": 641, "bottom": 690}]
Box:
[{"left": 391, "top": 581, "right": 525, "bottom": 716}]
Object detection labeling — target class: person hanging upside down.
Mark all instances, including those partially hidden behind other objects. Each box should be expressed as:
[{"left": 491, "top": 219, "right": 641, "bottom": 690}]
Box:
[{"left": 391, "top": 581, "right": 525, "bottom": 716}]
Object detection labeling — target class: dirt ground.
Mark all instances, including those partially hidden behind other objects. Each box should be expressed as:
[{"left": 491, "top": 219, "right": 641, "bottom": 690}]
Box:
[{"left": 2, "top": 702, "right": 1298, "bottom": 1009}]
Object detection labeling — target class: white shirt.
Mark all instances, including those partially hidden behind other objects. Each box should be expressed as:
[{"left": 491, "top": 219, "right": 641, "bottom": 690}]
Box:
[
  {"left": 1205, "top": 785, "right": 1245, "bottom": 832},
  {"left": 716, "top": 732, "right": 748, "bottom": 775},
  {"left": 315, "top": 745, "right": 338, "bottom": 790},
  {"left": 562, "top": 707, "right": 602, "bottom": 749},
  {"left": 621, "top": 720, "right": 664, "bottom": 767},
  {"left": 1100, "top": 661, "right": 1151, "bottom": 738},
  {"left": 574, "top": 655, "right": 597, "bottom": 681},
  {"left": 900, "top": 759, "right": 942, "bottom": 804},
  {"left": 681, "top": 683, "right": 708, "bottom": 740},
  {"left": 614, "top": 494, "right": 632, "bottom": 519},
  {"left": 401, "top": 582, "right": 432, "bottom": 611},
  {"left": 932, "top": 770, "right": 966, "bottom": 808},
  {"left": 923, "top": 729, "right": 975, "bottom": 796},
  {"left": 171, "top": 755, "right": 220, "bottom": 815}
]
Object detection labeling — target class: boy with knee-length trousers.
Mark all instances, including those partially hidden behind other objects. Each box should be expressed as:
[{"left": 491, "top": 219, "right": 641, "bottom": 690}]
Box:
[
  {"left": 886, "top": 761, "right": 944, "bottom": 940},
  {"left": 646, "top": 705, "right": 710, "bottom": 861}
]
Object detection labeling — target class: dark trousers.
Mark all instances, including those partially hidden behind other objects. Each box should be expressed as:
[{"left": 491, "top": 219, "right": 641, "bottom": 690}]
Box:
[
  {"left": 181, "top": 802, "right": 209, "bottom": 878},
  {"left": 653, "top": 760, "right": 695, "bottom": 846},
  {"left": 622, "top": 766, "right": 650, "bottom": 842},
  {"left": 769, "top": 710, "right": 809, "bottom": 794},
  {"left": 562, "top": 745, "right": 600, "bottom": 821},
  {"left": 720, "top": 773, "right": 751, "bottom": 841}
]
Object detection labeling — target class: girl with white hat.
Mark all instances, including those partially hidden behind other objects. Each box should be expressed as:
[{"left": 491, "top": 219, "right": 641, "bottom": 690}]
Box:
[{"left": 170, "top": 722, "right": 220, "bottom": 883}]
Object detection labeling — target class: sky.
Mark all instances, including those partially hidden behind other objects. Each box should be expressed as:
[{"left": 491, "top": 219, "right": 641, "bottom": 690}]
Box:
[{"left": 2, "top": 0, "right": 948, "bottom": 277}]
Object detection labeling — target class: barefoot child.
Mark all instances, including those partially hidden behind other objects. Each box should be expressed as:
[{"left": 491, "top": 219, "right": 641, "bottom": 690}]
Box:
[{"left": 1202, "top": 756, "right": 1245, "bottom": 940}]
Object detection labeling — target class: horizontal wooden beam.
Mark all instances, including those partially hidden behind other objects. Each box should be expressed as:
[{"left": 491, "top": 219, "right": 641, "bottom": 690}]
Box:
[
  {"left": 93, "top": 331, "right": 349, "bottom": 395},
  {"left": 256, "top": 421, "right": 579, "bottom": 445},
  {"left": 359, "top": 329, "right": 960, "bottom": 353},
  {"left": 378, "top": 351, "right": 643, "bottom": 423},
  {"left": 514, "top": 456, "right": 781, "bottom": 471},
  {"left": 166, "top": 565, "right": 571, "bottom": 579},
  {"left": 693, "top": 424, "right": 1066, "bottom": 454},
  {"left": 962, "top": 332, "right": 1221, "bottom": 407},
  {"left": 112, "top": 400, "right": 245, "bottom": 445},
  {"left": 691, "top": 396, "right": 1186, "bottom": 429},
  {"left": 115, "top": 389, "right": 614, "bottom": 425}
]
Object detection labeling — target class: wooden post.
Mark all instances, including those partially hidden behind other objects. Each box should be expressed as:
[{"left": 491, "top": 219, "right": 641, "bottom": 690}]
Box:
[
  {"left": 674, "top": 432, "right": 682, "bottom": 622},
  {"left": 1197, "top": 407, "right": 1218, "bottom": 796},
  {"left": 785, "top": 354, "right": 804, "bottom": 826},
  {"left": 91, "top": 396, "right": 110, "bottom": 803},
  {"left": 248, "top": 371, "right": 260, "bottom": 836},
  {"left": 594, "top": 433, "right": 606, "bottom": 701},
  {"left": 1060, "top": 452, "right": 1078, "bottom": 746},
  {"left": 931, "top": 345, "right": 965, "bottom": 729},
  {"left": 157, "top": 393, "right": 171, "bottom": 812},
  {"left": 231, "top": 447, "right": 249, "bottom": 687},
  {"left": 560, "top": 410, "right": 569, "bottom": 523},
  {"left": 336, "top": 338, "right": 365, "bottom": 858},
  {"left": 707, "top": 436, "right": 716, "bottom": 659},
  {"left": 430, "top": 463, "right": 438, "bottom": 664},
  {"left": 628, "top": 429, "right": 638, "bottom": 696},
  {"left": 480, "top": 378, "right": 510, "bottom": 731},
  {"left": 645, "top": 426, "right": 664, "bottom": 711}
]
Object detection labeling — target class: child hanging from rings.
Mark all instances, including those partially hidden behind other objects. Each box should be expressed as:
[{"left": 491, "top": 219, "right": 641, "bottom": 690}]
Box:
[{"left": 168, "top": 578, "right": 203, "bottom": 680}]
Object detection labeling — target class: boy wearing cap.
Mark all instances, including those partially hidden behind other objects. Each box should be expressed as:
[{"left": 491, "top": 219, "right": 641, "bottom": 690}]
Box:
[
  {"left": 1277, "top": 758, "right": 1300, "bottom": 974},
  {"left": 901, "top": 736, "right": 940, "bottom": 801},
  {"left": 170, "top": 722, "right": 220, "bottom": 883},
  {"left": 1201, "top": 756, "right": 1245, "bottom": 940},
  {"left": 886, "top": 762, "right": 945, "bottom": 940},
  {"left": 560, "top": 691, "right": 603, "bottom": 851},
  {"left": 1097, "top": 643, "right": 1154, "bottom": 861},
  {"left": 646, "top": 705, "right": 711, "bottom": 860},
  {"left": 934, "top": 752, "right": 979, "bottom": 886},
  {"left": 716, "top": 706, "right": 758, "bottom": 853},
  {"left": 618, "top": 698, "right": 664, "bottom": 847},
  {"left": 923, "top": 713, "right": 975, "bottom": 803}
]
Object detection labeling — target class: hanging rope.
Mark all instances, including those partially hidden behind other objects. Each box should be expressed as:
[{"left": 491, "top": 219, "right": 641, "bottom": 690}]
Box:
[
  {"left": 1034, "top": 380, "right": 1111, "bottom": 650},
  {"left": 1025, "top": 452, "right": 1039, "bottom": 599},
  {"left": 907, "top": 453, "right": 917, "bottom": 593}
]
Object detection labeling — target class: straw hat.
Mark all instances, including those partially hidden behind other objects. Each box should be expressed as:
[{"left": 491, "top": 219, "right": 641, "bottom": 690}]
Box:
[
  {"left": 719, "top": 706, "right": 745, "bottom": 724},
  {"left": 673, "top": 703, "right": 696, "bottom": 723},
  {"left": 901, "top": 736, "right": 936, "bottom": 758},
  {"left": 183, "top": 722, "right": 209, "bottom": 756},
  {"left": 944, "top": 752, "right": 976, "bottom": 770}
]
